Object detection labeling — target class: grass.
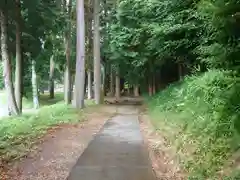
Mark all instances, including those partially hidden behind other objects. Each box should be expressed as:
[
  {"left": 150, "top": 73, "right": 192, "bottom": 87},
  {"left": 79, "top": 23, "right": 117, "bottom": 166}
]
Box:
[
  {"left": 147, "top": 70, "right": 240, "bottom": 179},
  {"left": 0, "top": 92, "right": 95, "bottom": 163},
  {"left": 0, "top": 91, "right": 65, "bottom": 109}
]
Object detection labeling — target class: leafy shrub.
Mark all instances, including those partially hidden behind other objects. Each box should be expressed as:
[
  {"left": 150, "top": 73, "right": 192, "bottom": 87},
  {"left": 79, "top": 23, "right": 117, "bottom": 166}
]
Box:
[{"left": 148, "top": 70, "right": 240, "bottom": 179}]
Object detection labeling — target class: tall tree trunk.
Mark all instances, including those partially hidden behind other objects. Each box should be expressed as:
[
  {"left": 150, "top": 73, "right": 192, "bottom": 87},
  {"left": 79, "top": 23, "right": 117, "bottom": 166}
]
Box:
[
  {"left": 86, "top": 0, "right": 93, "bottom": 100},
  {"left": 115, "top": 67, "right": 120, "bottom": 101},
  {"left": 127, "top": 85, "right": 130, "bottom": 95},
  {"left": 0, "top": 8, "right": 19, "bottom": 115},
  {"left": 155, "top": 71, "right": 159, "bottom": 92},
  {"left": 87, "top": 70, "right": 92, "bottom": 99},
  {"left": 73, "top": 0, "right": 85, "bottom": 108},
  {"left": 100, "top": 64, "right": 105, "bottom": 103},
  {"left": 148, "top": 75, "right": 153, "bottom": 96},
  {"left": 64, "top": 65, "right": 71, "bottom": 103},
  {"left": 178, "top": 62, "right": 183, "bottom": 81},
  {"left": 134, "top": 85, "right": 139, "bottom": 97},
  {"left": 15, "top": 0, "right": 23, "bottom": 113},
  {"left": 49, "top": 55, "right": 54, "bottom": 99},
  {"left": 31, "top": 60, "right": 39, "bottom": 109},
  {"left": 84, "top": 74, "right": 87, "bottom": 96},
  {"left": 110, "top": 66, "right": 114, "bottom": 96},
  {"left": 93, "top": 0, "right": 101, "bottom": 104},
  {"left": 71, "top": 74, "right": 74, "bottom": 94},
  {"left": 152, "top": 74, "right": 156, "bottom": 95},
  {"left": 64, "top": 0, "right": 72, "bottom": 104},
  {"left": 157, "top": 70, "right": 162, "bottom": 91}
]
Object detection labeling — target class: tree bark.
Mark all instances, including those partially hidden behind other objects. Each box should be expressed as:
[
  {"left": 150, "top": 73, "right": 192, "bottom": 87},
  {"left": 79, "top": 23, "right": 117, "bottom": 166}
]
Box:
[
  {"left": 134, "top": 85, "right": 139, "bottom": 97},
  {"left": 86, "top": 0, "right": 93, "bottom": 100},
  {"left": 152, "top": 74, "right": 156, "bottom": 95},
  {"left": 49, "top": 55, "right": 54, "bottom": 99},
  {"left": 178, "top": 62, "right": 183, "bottom": 81},
  {"left": 71, "top": 74, "right": 74, "bottom": 93},
  {"left": 93, "top": 0, "right": 101, "bottom": 104},
  {"left": 0, "top": 8, "right": 19, "bottom": 115},
  {"left": 87, "top": 70, "right": 92, "bottom": 99},
  {"left": 32, "top": 60, "right": 39, "bottom": 109},
  {"left": 115, "top": 67, "right": 120, "bottom": 101},
  {"left": 64, "top": 61, "right": 71, "bottom": 103},
  {"left": 148, "top": 75, "right": 153, "bottom": 96},
  {"left": 110, "top": 66, "right": 114, "bottom": 96},
  {"left": 148, "top": 85, "right": 152, "bottom": 96},
  {"left": 14, "top": 0, "right": 23, "bottom": 113},
  {"left": 127, "top": 86, "right": 130, "bottom": 95},
  {"left": 100, "top": 63, "right": 105, "bottom": 103},
  {"left": 73, "top": 0, "right": 85, "bottom": 108},
  {"left": 64, "top": 0, "right": 72, "bottom": 104}
]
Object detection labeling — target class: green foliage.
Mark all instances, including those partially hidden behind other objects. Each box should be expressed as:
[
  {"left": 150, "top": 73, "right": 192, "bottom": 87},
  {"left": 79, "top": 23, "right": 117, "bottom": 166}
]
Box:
[
  {"left": 196, "top": 0, "right": 240, "bottom": 71},
  {"left": 0, "top": 0, "right": 75, "bottom": 96},
  {"left": 148, "top": 70, "right": 240, "bottom": 179},
  {"left": 104, "top": 0, "right": 204, "bottom": 84},
  {"left": 20, "top": 0, "right": 72, "bottom": 93},
  {"left": 103, "top": 0, "right": 240, "bottom": 87}
]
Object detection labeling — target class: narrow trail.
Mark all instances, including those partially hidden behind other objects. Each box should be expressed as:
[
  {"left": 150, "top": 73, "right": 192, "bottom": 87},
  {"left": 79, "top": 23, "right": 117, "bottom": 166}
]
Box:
[{"left": 68, "top": 105, "right": 155, "bottom": 180}]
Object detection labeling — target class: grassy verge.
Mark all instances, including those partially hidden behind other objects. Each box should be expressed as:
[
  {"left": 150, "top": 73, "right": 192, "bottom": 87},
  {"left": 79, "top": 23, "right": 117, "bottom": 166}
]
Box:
[
  {"left": 147, "top": 70, "right": 240, "bottom": 179},
  {"left": 0, "top": 98, "right": 95, "bottom": 163},
  {"left": 0, "top": 91, "right": 65, "bottom": 109}
]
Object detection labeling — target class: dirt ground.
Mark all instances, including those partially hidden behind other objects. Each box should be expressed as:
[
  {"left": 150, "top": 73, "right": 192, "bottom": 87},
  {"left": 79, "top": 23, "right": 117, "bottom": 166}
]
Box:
[
  {"left": 1, "top": 105, "right": 116, "bottom": 180},
  {"left": 139, "top": 112, "right": 185, "bottom": 180}
]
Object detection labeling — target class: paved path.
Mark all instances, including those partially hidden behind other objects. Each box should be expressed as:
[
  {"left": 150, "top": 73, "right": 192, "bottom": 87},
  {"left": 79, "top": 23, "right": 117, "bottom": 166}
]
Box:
[{"left": 67, "top": 106, "right": 155, "bottom": 180}]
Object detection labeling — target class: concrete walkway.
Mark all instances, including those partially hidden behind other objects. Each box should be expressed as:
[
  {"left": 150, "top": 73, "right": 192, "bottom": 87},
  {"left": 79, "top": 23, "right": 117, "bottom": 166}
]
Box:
[{"left": 67, "top": 106, "right": 155, "bottom": 180}]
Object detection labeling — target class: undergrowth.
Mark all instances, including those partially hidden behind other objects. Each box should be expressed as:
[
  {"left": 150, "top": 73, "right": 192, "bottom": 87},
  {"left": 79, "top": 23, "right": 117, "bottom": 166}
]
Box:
[
  {"left": 0, "top": 103, "right": 84, "bottom": 163},
  {"left": 148, "top": 70, "right": 240, "bottom": 179}
]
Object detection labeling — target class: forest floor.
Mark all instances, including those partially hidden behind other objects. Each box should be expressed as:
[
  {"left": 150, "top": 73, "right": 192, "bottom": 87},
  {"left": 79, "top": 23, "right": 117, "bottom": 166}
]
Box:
[
  {"left": 0, "top": 97, "right": 183, "bottom": 180},
  {"left": 139, "top": 110, "right": 184, "bottom": 180}
]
